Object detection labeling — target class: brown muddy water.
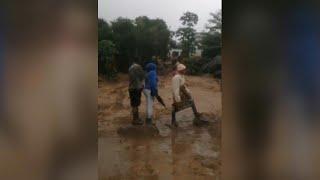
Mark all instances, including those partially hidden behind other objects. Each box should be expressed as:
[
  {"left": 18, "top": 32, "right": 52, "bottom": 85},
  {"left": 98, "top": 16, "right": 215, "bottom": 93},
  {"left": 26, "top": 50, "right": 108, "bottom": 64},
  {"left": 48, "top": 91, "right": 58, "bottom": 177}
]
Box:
[{"left": 98, "top": 74, "right": 221, "bottom": 179}]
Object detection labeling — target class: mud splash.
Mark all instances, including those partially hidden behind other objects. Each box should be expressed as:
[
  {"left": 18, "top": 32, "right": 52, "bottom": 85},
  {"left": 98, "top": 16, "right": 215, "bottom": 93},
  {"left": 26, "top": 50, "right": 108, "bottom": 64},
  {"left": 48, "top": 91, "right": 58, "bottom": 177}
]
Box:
[{"left": 98, "top": 74, "right": 221, "bottom": 179}]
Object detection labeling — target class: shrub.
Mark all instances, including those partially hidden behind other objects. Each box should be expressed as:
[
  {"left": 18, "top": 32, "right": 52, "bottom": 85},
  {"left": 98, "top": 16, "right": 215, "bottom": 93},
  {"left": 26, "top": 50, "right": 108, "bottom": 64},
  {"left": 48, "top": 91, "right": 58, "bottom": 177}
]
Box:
[
  {"left": 184, "top": 57, "right": 213, "bottom": 75},
  {"left": 98, "top": 40, "right": 118, "bottom": 79}
]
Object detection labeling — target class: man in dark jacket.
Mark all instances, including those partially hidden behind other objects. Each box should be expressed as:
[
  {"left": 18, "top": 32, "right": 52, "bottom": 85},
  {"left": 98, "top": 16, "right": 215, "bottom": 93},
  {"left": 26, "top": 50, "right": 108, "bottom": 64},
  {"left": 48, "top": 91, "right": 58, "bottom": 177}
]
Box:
[{"left": 128, "top": 63, "right": 145, "bottom": 125}]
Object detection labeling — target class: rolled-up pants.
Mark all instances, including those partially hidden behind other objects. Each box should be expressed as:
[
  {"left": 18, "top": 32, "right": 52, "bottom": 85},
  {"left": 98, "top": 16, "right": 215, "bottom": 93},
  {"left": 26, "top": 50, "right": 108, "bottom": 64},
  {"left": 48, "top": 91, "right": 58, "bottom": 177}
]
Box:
[{"left": 143, "top": 89, "right": 154, "bottom": 119}]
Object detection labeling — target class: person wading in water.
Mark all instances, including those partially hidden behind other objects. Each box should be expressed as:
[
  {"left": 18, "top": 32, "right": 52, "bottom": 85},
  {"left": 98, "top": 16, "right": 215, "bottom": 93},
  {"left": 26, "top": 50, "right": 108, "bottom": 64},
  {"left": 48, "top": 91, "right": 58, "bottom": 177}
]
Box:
[
  {"left": 171, "top": 63, "right": 207, "bottom": 127},
  {"left": 128, "top": 62, "right": 145, "bottom": 125}
]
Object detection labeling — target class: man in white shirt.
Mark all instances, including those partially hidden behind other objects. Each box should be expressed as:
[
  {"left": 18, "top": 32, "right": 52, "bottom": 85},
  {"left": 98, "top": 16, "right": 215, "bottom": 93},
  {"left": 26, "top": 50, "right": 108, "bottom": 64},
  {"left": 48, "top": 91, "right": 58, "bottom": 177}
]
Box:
[{"left": 171, "top": 63, "right": 204, "bottom": 127}]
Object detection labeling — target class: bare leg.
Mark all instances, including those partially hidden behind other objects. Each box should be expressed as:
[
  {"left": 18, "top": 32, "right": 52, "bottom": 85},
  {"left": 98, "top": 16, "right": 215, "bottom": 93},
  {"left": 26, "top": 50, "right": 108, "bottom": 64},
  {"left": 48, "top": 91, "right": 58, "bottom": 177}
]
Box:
[
  {"left": 191, "top": 100, "right": 200, "bottom": 118},
  {"left": 143, "top": 89, "right": 153, "bottom": 125},
  {"left": 171, "top": 106, "right": 178, "bottom": 127},
  {"left": 191, "top": 100, "right": 208, "bottom": 126}
]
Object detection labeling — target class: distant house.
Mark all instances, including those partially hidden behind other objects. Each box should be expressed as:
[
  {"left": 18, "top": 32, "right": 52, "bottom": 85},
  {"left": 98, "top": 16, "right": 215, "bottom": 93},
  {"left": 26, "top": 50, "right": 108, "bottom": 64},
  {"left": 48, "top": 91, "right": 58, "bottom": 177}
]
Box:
[
  {"left": 195, "top": 33, "right": 204, "bottom": 45},
  {"left": 169, "top": 48, "right": 203, "bottom": 58},
  {"left": 169, "top": 49, "right": 183, "bottom": 58},
  {"left": 169, "top": 32, "right": 204, "bottom": 58},
  {"left": 194, "top": 48, "right": 202, "bottom": 57},
  {"left": 194, "top": 32, "right": 205, "bottom": 57}
]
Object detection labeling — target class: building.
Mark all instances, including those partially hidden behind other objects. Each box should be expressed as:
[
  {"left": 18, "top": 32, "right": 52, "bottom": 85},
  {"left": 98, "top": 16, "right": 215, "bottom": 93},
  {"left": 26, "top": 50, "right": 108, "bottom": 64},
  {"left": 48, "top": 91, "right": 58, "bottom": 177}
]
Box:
[
  {"left": 194, "top": 32, "right": 205, "bottom": 57},
  {"left": 195, "top": 33, "right": 204, "bottom": 45},
  {"left": 169, "top": 49, "right": 183, "bottom": 58},
  {"left": 194, "top": 48, "right": 202, "bottom": 57},
  {"left": 168, "top": 32, "right": 204, "bottom": 58}
]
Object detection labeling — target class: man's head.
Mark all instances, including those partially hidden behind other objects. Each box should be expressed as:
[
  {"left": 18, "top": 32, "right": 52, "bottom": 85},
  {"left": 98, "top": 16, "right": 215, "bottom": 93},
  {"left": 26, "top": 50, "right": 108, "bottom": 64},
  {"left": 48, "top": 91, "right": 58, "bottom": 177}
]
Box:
[{"left": 177, "top": 63, "right": 186, "bottom": 75}]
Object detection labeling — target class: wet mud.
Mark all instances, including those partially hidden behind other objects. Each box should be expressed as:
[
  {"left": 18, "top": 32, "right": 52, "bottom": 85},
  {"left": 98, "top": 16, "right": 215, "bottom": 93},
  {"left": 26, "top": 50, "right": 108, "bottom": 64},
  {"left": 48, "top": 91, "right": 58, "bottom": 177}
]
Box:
[{"left": 98, "top": 74, "right": 221, "bottom": 179}]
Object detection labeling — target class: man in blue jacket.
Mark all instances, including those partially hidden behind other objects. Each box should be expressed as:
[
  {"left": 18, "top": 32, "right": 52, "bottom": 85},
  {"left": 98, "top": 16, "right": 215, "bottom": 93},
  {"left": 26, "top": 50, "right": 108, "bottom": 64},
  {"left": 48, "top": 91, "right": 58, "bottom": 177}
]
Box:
[{"left": 143, "top": 62, "right": 158, "bottom": 125}]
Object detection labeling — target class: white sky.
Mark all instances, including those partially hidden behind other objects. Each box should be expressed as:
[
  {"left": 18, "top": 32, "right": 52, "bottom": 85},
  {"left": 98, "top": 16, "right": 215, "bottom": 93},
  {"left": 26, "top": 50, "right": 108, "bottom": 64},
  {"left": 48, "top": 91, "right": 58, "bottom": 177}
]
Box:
[{"left": 98, "top": 0, "right": 221, "bottom": 32}]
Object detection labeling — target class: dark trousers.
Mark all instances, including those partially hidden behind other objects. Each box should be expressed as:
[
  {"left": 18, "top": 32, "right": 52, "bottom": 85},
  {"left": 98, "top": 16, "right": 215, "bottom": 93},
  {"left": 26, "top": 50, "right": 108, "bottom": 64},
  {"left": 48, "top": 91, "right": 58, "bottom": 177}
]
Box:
[{"left": 129, "top": 88, "right": 143, "bottom": 107}]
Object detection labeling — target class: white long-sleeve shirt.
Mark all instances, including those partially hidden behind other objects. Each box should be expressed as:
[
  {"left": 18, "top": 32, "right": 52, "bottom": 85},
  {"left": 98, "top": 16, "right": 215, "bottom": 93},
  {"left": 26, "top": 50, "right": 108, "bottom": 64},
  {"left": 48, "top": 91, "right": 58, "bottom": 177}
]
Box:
[{"left": 172, "top": 74, "right": 190, "bottom": 102}]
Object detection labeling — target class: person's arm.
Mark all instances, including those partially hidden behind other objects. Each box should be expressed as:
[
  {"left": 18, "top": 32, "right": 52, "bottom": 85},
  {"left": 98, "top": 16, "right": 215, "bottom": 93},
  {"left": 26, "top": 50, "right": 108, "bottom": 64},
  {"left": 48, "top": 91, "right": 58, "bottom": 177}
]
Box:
[
  {"left": 172, "top": 76, "right": 181, "bottom": 102},
  {"left": 180, "top": 85, "right": 192, "bottom": 100},
  {"left": 185, "top": 85, "right": 193, "bottom": 99},
  {"left": 184, "top": 85, "right": 191, "bottom": 97},
  {"left": 182, "top": 76, "right": 192, "bottom": 97},
  {"left": 149, "top": 71, "right": 158, "bottom": 97}
]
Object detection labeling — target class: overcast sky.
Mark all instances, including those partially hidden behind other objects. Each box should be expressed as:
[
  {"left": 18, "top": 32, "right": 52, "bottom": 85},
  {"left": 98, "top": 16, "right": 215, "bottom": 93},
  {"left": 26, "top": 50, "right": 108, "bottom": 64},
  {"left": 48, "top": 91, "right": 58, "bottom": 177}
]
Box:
[{"left": 98, "top": 0, "right": 221, "bottom": 32}]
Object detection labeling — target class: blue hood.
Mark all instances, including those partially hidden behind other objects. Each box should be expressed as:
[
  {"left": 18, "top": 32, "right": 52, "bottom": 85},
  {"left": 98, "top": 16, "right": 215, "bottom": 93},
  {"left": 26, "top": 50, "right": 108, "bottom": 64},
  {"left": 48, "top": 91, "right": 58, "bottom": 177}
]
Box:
[
  {"left": 144, "top": 62, "right": 158, "bottom": 96},
  {"left": 145, "top": 63, "right": 157, "bottom": 72}
]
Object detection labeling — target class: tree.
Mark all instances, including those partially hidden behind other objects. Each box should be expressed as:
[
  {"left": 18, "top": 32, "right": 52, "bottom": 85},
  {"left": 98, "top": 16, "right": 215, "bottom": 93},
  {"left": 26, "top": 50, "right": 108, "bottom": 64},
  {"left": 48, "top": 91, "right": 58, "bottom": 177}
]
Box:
[
  {"left": 176, "top": 27, "right": 197, "bottom": 57},
  {"left": 98, "top": 40, "right": 117, "bottom": 79},
  {"left": 206, "top": 9, "right": 222, "bottom": 33},
  {"left": 202, "top": 9, "right": 222, "bottom": 58},
  {"left": 135, "top": 16, "right": 153, "bottom": 62},
  {"left": 111, "top": 18, "right": 136, "bottom": 72},
  {"left": 98, "top": 18, "right": 113, "bottom": 42},
  {"left": 180, "top": 11, "right": 199, "bottom": 27},
  {"left": 135, "top": 16, "right": 170, "bottom": 62},
  {"left": 169, "top": 39, "right": 178, "bottom": 49},
  {"left": 201, "top": 33, "right": 221, "bottom": 58},
  {"left": 98, "top": 18, "right": 117, "bottom": 79},
  {"left": 176, "top": 12, "right": 199, "bottom": 57},
  {"left": 149, "top": 19, "right": 170, "bottom": 59},
  {"left": 169, "top": 31, "right": 178, "bottom": 49},
  {"left": 98, "top": 16, "right": 171, "bottom": 75}
]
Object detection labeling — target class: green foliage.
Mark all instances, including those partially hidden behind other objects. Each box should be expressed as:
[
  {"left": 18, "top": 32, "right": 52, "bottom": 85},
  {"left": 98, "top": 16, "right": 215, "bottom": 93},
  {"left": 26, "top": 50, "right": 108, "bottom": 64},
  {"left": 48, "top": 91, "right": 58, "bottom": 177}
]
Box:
[
  {"left": 180, "top": 11, "right": 199, "bottom": 27},
  {"left": 98, "top": 17, "right": 171, "bottom": 76},
  {"left": 201, "top": 32, "right": 221, "bottom": 58},
  {"left": 206, "top": 10, "right": 222, "bottom": 33},
  {"left": 176, "top": 27, "right": 197, "bottom": 57},
  {"left": 176, "top": 12, "right": 199, "bottom": 57},
  {"left": 111, "top": 18, "right": 137, "bottom": 72},
  {"left": 135, "top": 16, "right": 170, "bottom": 62},
  {"left": 202, "top": 9, "right": 222, "bottom": 59},
  {"left": 184, "top": 57, "right": 212, "bottom": 75},
  {"left": 98, "top": 18, "right": 118, "bottom": 79},
  {"left": 98, "top": 40, "right": 117, "bottom": 79},
  {"left": 98, "top": 19, "right": 113, "bottom": 42}
]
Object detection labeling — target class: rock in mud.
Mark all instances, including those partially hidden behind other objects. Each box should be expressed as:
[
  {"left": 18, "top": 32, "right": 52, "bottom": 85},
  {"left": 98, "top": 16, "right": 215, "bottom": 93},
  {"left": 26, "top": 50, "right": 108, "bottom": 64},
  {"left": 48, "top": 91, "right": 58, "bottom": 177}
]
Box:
[
  {"left": 193, "top": 113, "right": 219, "bottom": 126},
  {"left": 193, "top": 114, "right": 210, "bottom": 127},
  {"left": 117, "top": 125, "right": 160, "bottom": 137}
]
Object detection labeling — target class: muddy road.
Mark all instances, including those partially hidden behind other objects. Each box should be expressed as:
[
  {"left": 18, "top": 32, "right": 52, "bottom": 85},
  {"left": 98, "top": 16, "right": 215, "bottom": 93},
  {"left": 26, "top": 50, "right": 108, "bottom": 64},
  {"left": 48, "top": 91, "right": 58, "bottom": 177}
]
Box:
[{"left": 98, "top": 74, "right": 221, "bottom": 179}]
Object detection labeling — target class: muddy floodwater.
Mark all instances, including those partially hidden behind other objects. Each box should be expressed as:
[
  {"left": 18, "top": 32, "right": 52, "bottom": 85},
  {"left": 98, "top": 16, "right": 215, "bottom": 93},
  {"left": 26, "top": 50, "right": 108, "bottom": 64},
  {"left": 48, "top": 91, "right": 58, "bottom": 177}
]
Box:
[{"left": 98, "top": 74, "right": 221, "bottom": 179}]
